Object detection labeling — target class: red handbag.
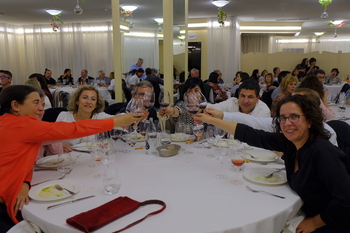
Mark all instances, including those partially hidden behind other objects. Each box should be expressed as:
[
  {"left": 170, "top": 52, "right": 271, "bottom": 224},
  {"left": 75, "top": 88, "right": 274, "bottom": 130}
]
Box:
[{"left": 66, "top": 196, "right": 166, "bottom": 233}]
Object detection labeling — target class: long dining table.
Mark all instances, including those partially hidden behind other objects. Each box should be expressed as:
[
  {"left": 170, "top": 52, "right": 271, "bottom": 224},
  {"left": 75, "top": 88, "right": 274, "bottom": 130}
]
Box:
[{"left": 22, "top": 139, "right": 302, "bottom": 233}]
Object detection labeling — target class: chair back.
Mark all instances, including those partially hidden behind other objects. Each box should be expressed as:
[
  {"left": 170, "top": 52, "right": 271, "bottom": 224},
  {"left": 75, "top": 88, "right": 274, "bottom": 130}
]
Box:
[{"left": 42, "top": 107, "right": 68, "bottom": 122}]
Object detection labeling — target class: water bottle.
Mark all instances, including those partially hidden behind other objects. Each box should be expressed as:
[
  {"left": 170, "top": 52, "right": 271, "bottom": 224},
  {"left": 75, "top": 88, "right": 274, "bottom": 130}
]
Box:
[{"left": 146, "top": 118, "right": 158, "bottom": 155}]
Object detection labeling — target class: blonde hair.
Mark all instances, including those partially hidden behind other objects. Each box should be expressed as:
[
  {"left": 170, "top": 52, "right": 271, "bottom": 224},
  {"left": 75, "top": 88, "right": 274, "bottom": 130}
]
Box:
[
  {"left": 280, "top": 76, "right": 298, "bottom": 93},
  {"left": 67, "top": 85, "right": 105, "bottom": 114},
  {"left": 25, "top": 79, "right": 41, "bottom": 89}
]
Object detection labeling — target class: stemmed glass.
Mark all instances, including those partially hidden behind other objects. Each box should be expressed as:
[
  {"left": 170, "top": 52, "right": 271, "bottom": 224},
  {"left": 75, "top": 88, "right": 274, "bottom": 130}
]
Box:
[
  {"left": 193, "top": 124, "right": 204, "bottom": 148},
  {"left": 197, "top": 91, "right": 207, "bottom": 111},
  {"left": 184, "top": 92, "right": 199, "bottom": 115},
  {"left": 204, "top": 125, "right": 215, "bottom": 157},
  {"left": 89, "top": 139, "right": 108, "bottom": 178},
  {"left": 126, "top": 98, "right": 144, "bottom": 134},
  {"left": 230, "top": 148, "right": 246, "bottom": 185},
  {"left": 214, "top": 126, "right": 225, "bottom": 146},
  {"left": 159, "top": 90, "right": 171, "bottom": 119},
  {"left": 142, "top": 92, "right": 155, "bottom": 123}
]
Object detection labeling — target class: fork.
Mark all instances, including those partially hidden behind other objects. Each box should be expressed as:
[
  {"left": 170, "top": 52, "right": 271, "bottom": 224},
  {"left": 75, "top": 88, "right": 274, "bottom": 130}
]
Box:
[
  {"left": 246, "top": 185, "right": 285, "bottom": 199},
  {"left": 54, "top": 184, "right": 77, "bottom": 195},
  {"left": 264, "top": 167, "right": 285, "bottom": 179},
  {"left": 245, "top": 152, "right": 259, "bottom": 159}
]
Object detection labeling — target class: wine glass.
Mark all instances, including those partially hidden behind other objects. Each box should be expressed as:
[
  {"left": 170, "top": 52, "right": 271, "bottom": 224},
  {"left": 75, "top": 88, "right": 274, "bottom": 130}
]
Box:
[
  {"left": 160, "top": 130, "right": 171, "bottom": 145},
  {"left": 159, "top": 90, "right": 171, "bottom": 119},
  {"left": 193, "top": 124, "right": 204, "bottom": 148},
  {"left": 230, "top": 148, "right": 246, "bottom": 185},
  {"left": 56, "top": 153, "right": 75, "bottom": 175},
  {"left": 142, "top": 92, "right": 155, "bottom": 123},
  {"left": 184, "top": 92, "right": 199, "bottom": 115},
  {"left": 203, "top": 125, "right": 215, "bottom": 157},
  {"left": 214, "top": 126, "right": 225, "bottom": 146},
  {"left": 197, "top": 91, "right": 207, "bottom": 111},
  {"left": 126, "top": 98, "right": 144, "bottom": 133}
]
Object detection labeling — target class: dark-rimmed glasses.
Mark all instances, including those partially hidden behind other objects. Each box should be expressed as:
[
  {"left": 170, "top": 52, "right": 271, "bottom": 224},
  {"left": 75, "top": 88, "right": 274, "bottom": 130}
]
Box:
[
  {"left": 0, "top": 75, "right": 10, "bottom": 79},
  {"left": 277, "top": 114, "right": 305, "bottom": 124}
]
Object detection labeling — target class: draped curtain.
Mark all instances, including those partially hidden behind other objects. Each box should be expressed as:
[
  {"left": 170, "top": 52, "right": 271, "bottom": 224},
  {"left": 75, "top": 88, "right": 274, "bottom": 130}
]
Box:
[
  {"left": 207, "top": 17, "right": 240, "bottom": 83},
  {"left": 241, "top": 33, "right": 270, "bottom": 54},
  {"left": 0, "top": 23, "right": 159, "bottom": 84}
]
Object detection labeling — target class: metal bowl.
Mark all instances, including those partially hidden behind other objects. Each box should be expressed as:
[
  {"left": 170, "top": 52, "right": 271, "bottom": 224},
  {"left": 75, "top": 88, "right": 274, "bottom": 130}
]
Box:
[{"left": 156, "top": 144, "right": 181, "bottom": 157}]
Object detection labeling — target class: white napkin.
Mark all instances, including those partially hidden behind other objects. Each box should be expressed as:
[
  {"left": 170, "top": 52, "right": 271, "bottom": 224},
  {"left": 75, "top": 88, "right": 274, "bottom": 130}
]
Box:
[
  {"left": 7, "top": 220, "right": 42, "bottom": 233},
  {"left": 282, "top": 211, "right": 305, "bottom": 233}
]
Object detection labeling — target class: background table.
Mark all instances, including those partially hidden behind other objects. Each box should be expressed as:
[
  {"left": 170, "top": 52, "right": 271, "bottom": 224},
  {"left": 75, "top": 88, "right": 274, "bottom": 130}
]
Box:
[
  {"left": 325, "top": 83, "right": 343, "bottom": 98},
  {"left": 23, "top": 141, "right": 302, "bottom": 233}
]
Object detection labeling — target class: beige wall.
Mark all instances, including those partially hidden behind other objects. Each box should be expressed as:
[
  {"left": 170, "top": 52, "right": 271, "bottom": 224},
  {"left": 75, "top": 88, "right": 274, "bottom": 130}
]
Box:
[{"left": 241, "top": 51, "right": 350, "bottom": 79}]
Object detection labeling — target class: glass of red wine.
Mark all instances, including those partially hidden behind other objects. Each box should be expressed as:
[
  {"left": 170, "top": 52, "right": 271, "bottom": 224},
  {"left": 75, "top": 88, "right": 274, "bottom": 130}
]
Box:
[
  {"left": 230, "top": 149, "right": 246, "bottom": 185},
  {"left": 126, "top": 98, "right": 144, "bottom": 133},
  {"left": 159, "top": 90, "right": 171, "bottom": 119},
  {"left": 142, "top": 92, "right": 155, "bottom": 123},
  {"left": 184, "top": 92, "right": 199, "bottom": 115},
  {"left": 197, "top": 91, "right": 207, "bottom": 110}
]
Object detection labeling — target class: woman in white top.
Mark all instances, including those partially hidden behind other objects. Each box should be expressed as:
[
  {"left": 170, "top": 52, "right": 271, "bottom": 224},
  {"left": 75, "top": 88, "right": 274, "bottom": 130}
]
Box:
[{"left": 56, "top": 85, "right": 112, "bottom": 145}]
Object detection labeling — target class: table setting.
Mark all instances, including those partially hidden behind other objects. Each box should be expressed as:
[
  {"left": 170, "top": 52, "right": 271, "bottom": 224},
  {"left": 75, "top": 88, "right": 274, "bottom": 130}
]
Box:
[{"left": 22, "top": 132, "right": 302, "bottom": 233}]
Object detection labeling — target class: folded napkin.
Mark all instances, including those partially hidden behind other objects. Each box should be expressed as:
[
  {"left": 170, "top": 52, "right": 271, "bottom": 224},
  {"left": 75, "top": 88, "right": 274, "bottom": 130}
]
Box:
[
  {"left": 66, "top": 196, "right": 166, "bottom": 233},
  {"left": 282, "top": 211, "right": 305, "bottom": 233}
]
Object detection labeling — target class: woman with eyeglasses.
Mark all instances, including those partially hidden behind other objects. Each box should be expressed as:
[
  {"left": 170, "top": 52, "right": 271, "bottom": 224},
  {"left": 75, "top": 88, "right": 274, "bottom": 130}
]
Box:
[{"left": 193, "top": 94, "right": 350, "bottom": 233}]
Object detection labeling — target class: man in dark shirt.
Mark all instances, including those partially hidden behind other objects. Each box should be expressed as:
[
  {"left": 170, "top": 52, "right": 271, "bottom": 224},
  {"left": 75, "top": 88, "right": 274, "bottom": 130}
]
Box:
[
  {"left": 145, "top": 68, "right": 163, "bottom": 85},
  {"left": 44, "top": 69, "right": 57, "bottom": 87},
  {"left": 77, "top": 69, "right": 94, "bottom": 84}
]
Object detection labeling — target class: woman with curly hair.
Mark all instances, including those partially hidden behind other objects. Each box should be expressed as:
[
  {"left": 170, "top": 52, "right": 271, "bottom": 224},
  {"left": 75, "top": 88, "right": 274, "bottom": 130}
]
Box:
[
  {"left": 56, "top": 85, "right": 112, "bottom": 145},
  {"left": 194, "top": 94, "right": 350, "bottom": 233}
]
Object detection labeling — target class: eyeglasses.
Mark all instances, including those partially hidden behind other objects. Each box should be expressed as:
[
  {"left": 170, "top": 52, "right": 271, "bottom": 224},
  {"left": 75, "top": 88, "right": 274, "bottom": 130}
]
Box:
[
  {"left": 277, "top": 114, "right": 305, "bottom": 124},
  {"left": 0, "top": 75, "right": 10, "bottom": 79}
]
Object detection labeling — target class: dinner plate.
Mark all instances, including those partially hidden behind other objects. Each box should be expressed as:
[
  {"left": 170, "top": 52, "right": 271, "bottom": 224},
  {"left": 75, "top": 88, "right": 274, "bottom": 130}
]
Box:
[
  {"left": 28, "top": 179, "right": 81, "bottom": 201},
  {"left": 72, "top": 142, "right": 91, "bottom": 152},
  {"left": 243, "top": 167, "right": 287, "bottom": 185},
  {"left": 36, "top": 155, "right": 63, "bottom": 168},
  {"left": 246, "top": 148, "right": 278, "bottom": 163},
  {"left": 122, "top": 134, "right": 145, "bottom": 142},
  {"left": 170, "top": 133, "right": 192, "bottom": 142}
]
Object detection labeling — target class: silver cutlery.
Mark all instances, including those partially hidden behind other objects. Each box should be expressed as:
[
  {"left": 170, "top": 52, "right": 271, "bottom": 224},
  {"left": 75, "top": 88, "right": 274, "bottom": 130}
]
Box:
[
  {"left": 36, "top": 158, "right": 64, "bottom": 166},
  {"left": 264, "top": 167, "right": 285, "bottom": 179},
  {"left": 246, "top": 152, "right": 259, "bottom": 159},
  {"left": 47, "top": 195, "right": 95, "bottom": 210},
  {"left": 246, "top": 185, "right": 285, "bottom": 199},
  {"left": 31, "top": 174, "right": 66, "bottom": 187},
  {"left": 54, "top": 184, "right": 77, "bottom": 195}
]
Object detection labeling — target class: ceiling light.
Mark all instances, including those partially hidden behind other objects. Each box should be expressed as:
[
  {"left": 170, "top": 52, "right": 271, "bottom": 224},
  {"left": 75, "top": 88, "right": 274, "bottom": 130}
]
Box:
[
  {"left": 240, "top": 26, "right": 302, "bottom": 31},
  {"left": 46, "top": 9, "right": 62, "bottom": 16},
  {"left": 212, "top": 0, "right": 229, "bottom": 8},
  {"left": 121, "top": 5, "right": 138, "bottom": 12},
  {"left": 154, "top": 18, "right": 163, "bottom": 24},
  {"left": 314, "top": 32, "right": 324, "bottom": 36},
  {"left": 331, "top": 20, "right": 343, "bottom": 26}
]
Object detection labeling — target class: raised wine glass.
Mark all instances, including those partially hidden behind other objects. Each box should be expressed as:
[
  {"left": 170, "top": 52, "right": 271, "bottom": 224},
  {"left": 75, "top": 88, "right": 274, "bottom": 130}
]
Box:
[
  {"left": 142, "top": 92, "right": 155, "bottom": 123},
  {"left": 197, "top": 91, "right": 207, "bottom": 111},
  {"left": 126, "top": 98, "right": 144, "bottom": 134},
  {"left": 159, "top": 90, "right": 171, "bottom": 119},
  {"left": 184, "top": 92, "right": 199, "bottom": 115}
]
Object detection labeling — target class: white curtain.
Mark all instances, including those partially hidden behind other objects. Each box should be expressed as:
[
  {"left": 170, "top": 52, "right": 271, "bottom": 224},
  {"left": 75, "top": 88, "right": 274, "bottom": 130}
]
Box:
[
  {"left": 207, "top": 17, "right": 240, "bottom": 83},
  {"left": 0, "top": 23, "right": 159, "bottom": 84}
]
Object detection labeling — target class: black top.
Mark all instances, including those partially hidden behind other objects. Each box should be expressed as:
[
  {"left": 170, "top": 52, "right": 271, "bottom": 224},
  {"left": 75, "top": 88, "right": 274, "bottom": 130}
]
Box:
[
  {"left": 235, "top": 124, "right": 350, "bottom": 229},
  {"left": 58, "top": 75, "right": 74, "bottom": 85},
  {"left": 45, "top": 77, "right": 56, "bottom": 85},
  {"left": 77, "top": 76, "right": 95, "bottom": 84}
]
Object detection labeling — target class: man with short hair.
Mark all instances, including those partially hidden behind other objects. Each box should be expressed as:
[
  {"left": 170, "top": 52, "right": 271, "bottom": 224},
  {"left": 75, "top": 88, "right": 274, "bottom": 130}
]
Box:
[
  {"left": 0, "top": 70, "right": 12, "bottom": 93},
  {"left": 78, "top": 69, "right": 94, "bottom": 84},
  {"left": 126, "top": 68, "right": 144, "bottom": 91},
  {"left": 145, "top": 68, "right": 163, "bottom": 85},
  {"left": 129, "top": 58, "right": 146, "bottom": 80},
  {"left": 207, "top": 79, "right": 270, "bottom": 117},
  {"left": 190, "top": 68, "right": 199, "bottom": 78},
  {"left": 130, "top": 81, "right": 158, "bottom": 120},
  {"left": 95, "top": 70, "right": 110, "bottom": 87}
]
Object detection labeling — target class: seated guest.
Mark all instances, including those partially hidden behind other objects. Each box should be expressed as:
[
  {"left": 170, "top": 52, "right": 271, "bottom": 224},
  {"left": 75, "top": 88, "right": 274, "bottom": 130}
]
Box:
[
  {"left": 95, "top": 70, "right": 110, "bottom": 87},
  {"left": 126, "top": 68, "right": 143, "bottom": 91},
  {"left": 0, "top": 85, "right": 142, "bottom": 231},
  {"left": 208, "top": 79, "right": 270, "bottom": 117},
  {"left": 271, "top": 75, "right": 298, "bottom": 116},
  {"left": 56, "top": 85, "right": 113, "bottom": 145},
  {"left": 306, "top": 57, "right": 320, "bottom": 75},
  {"left": 28, "top": 73, "right": 53, "bottom": 106},
  {"left": 271, "top": 70, "right": 292, "bottom": 100},
  {"left": 0, "top": 69, "right": 12, "bottom": 93},
  {"left": 108, "top": 76, "right": 132, "bottom": 103},
  {"left": 298, "top": 75, "right": 334, "bottom": 120},
  {"left": 43, "top": 68, "right": 56, "bottom": 87},
  {"left": 258, "top": 69, "right": 268, "bottom": 82},
  {"left": 294, "top": 58, "right": 308, "bottom": 78},
  {"left": 207, "top": 72, "right": 228, "bottom": 102},
  {"left": 233, "top": 72, "right": 250, "bottom": 98},
  {"left": 145, "top": 67, "right": 163, "bottom": 85},
  {"left": 195, "top": 95, "right": 350, "bottom": 233},
  {"left": 250, "top": 69, "right": 260, "bottom": 82},
  {"left": 214, "top": 69, "right": 224, "bottom": 84},
  {"left": 160, "top": 77, "right": 205, "bottom": 128},
  {"left": 58, "top": 68, "right": 74, "bottom": 85},
  {"left": 24, "top": 79, "right": 52, "bottom": 110},
  {"left": 325, "top": 68, "right": 342, "bottom": 85},
  {"left": 77, "top": 69, "right": 94, "bottom": 84}
]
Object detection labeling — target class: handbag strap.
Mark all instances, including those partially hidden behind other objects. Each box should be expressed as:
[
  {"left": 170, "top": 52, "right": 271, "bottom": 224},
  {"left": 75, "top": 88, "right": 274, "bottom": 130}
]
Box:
[{"left": 113, "top": 199, "right": 166, "bottom": 233}]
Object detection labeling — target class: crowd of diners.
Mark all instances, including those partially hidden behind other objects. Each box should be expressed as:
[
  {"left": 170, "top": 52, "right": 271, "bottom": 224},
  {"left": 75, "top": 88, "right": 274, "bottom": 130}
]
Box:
[{"left": 1, "top": 55, "right": 350, "bottom": 233}]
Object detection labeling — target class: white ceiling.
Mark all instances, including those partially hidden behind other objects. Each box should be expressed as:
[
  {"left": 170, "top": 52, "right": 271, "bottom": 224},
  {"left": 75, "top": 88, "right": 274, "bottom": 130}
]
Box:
[{"left": 0, "top": 0, "right": 349, "bottom": 36}]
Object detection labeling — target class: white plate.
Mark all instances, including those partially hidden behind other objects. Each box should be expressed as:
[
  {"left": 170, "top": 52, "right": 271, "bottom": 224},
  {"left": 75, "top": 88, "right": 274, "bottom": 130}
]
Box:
[
  {"left": 122, "top": 134, "right": 145, "bottom": 142},
  {"left": 72, "top": 142, "right": 91, "bottom": 152},
  {"left": 170, "top": 133, "right": 192, "bottom": 142},
  {"left": 246, "top": 148, "right": 278, "bottom": 163},
  {"left": 29, "top": 179, "right": 81, "bottom": 201},
  {"left": 243, "top": 167, "right": 287, "bottom": 185},
  {"left": 36, "top": 155, "right": 62, "bottom": 168}
]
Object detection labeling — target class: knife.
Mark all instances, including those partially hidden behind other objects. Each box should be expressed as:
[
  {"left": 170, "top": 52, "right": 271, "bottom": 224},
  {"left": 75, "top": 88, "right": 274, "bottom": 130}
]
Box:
[{"left": 47, "top": 195, "right": 95, "bottom": 210}]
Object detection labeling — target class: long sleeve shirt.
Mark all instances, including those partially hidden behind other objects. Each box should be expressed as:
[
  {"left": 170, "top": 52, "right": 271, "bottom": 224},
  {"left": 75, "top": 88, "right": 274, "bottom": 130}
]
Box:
[
  {"left": 0, "top": 114, "right": 114, "bottom": 223},
  {"left": 235, "top": 124, "right": 350, "bottom": 229}
]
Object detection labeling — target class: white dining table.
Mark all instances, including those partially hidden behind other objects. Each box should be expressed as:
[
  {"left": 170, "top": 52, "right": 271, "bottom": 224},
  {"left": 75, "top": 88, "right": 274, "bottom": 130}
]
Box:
[
  {"left": 325, "top": 83, "right": 343, "bottom": 98},
  {"left": 22, "top": 140, "right": 302, "bottom": 233},
  {"left": 49, "top": 86, "right": 114, "bottom": 105}
]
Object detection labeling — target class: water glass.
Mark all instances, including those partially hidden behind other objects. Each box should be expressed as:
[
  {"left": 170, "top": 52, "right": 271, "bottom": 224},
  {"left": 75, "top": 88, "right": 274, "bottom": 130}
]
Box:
[
  {"left": 57, "top": 153, "right": 75, "bottom": 175},
  {"left": 102, "top": 168, "right": 121, "bottom": 195}
]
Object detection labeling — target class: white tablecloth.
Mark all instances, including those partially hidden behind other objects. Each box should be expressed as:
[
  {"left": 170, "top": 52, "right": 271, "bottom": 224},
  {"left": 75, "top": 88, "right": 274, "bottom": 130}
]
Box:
[
  {"left": 325, "top": 84, "right": 343, "bottom": 98},
  {"left": 49, "top": 86, "right": 114, "bottom": 105},
  {"left": 22, "top": 141, "right": 302, "bottom": 233}
]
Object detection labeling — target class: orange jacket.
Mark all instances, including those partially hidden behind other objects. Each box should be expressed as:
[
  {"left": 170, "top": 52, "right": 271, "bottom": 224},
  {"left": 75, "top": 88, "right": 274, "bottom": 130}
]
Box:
[{"left": 0, "top": 113, "right": 114, "bottom": 223}]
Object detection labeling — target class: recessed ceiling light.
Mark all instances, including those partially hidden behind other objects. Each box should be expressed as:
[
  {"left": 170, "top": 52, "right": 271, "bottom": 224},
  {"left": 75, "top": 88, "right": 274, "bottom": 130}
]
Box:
[{"left": 46, "top": 9, "right": 62, "bottom": 16}]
